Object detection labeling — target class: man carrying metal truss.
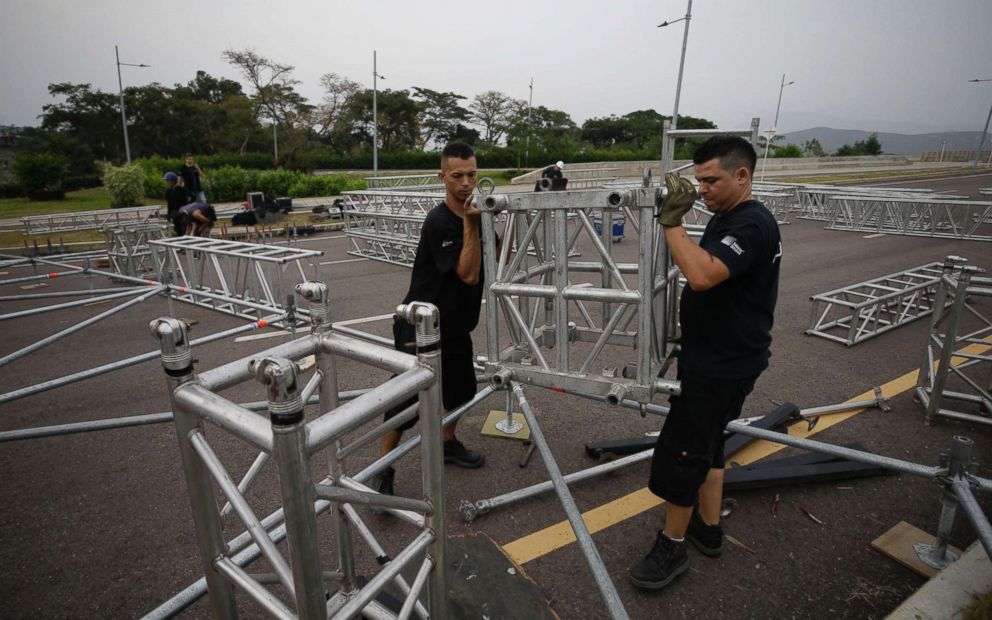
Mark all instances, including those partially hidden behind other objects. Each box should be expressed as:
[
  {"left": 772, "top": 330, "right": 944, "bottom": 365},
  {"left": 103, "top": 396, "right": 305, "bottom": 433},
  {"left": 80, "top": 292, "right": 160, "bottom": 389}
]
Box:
[
  {"left": 630, "top": 135, "right": 782, "bottom": 590},
  {"left": 373, "top": 142, "right": 501, "bottom": 501}
]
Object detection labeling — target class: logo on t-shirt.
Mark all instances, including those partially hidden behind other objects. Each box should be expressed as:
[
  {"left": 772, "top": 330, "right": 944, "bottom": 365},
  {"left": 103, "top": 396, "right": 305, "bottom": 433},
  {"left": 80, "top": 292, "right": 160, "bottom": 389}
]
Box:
[
  {"left": 441, "top": 239, "right": 455, "bottom": 248},
  {"left": 720, "top": 235, "right": 744, "bottom": 256}
]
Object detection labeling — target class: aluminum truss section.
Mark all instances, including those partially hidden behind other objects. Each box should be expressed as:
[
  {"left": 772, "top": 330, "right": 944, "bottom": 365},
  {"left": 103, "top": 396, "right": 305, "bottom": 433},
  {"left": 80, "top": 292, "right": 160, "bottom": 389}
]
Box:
[
  {"left": 825, "top": 194, "right": 992, "bottom": 240},
  {"left": 342, "top": 190, "right": 443, "bottom": 267},
  {"left": 660, "top": 118, "right": 760, "bottom": 173},
  {"left": 364, "top": 174, "right": 444, "bottom": 191},
  {"left": 21, "top": 205, "right": 162, "bottom": 234},
  {"left": 796, "top": 185, "right": 945, "bottom": 221},
  {"left": 151, "top": 288, "right": 449, "bottom": 619},
  {"left": 915, "top": 265, "right": 992, "bottom": 426},
  {"left": 102, "top": 220, "right": 168, "bottom": 278},
  {"left": 806, "top": 258, "right": 959, "bottom": 346},
  {"left": 478, "top": 187, "right": 680, "bottom": 404},
  {"left": 149, "top": 236, "right": 322, "bottom": 323}
]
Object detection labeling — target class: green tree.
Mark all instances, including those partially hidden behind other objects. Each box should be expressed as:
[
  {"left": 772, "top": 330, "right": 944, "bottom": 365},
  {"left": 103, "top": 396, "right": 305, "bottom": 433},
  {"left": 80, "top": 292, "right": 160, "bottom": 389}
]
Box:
[
  {"left": 335, "top": 89, "right": 421, "bottom": 154},
  {"left": 802, "top": 138, "right": 825, "bottom": 157},
  {"left": 411, "top": 87, "right": 471, "bottom": 149},
  {"left": 834, "top": 133, "right": 882, "bottom": 156},
  {"left": 469, "top": 91, "right": 521, "bottom": 146}
]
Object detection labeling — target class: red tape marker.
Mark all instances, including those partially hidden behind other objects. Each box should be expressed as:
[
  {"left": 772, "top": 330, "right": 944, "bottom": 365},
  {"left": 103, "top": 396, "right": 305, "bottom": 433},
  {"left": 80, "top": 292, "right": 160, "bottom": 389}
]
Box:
[
  {"left": 552, "top": 387, "right": 566, "bottom": 393},
  {"left": 257, "top": 320, "right": 268, "bottom": 328},
  {"left": 48, "top": 272, "right": 58, "bottom": 279}
]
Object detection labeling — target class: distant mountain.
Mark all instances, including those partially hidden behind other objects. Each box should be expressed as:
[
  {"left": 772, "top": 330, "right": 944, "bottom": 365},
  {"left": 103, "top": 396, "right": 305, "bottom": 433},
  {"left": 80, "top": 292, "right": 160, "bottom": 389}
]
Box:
[{"left": 779, "top": 127, "right": 990, "bottom": 156}]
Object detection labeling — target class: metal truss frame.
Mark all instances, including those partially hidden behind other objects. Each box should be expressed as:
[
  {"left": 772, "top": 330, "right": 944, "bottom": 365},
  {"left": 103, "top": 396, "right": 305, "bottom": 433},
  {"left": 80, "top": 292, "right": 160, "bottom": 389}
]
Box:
[
  {"left": 806, "top": 258, "right": 959, "bottom": 346},
  {"left": 342, "top": 190, "right": 444, "bottom": 267},
  {"left": 150, "top": 287, "right": 449, "bottom": 619},
  {"left": 915, "top": 265, "right": 992, "bottom": 426},
  {"left": 21, "top": 205, "right": 162, "bottom": 234},
  {"left": 364, "top": 173, "right": 444, "bottom": 191},
  {"left": 102, "top": 220, "right": 168, "bottom": 278},
  {"left": 478, "top": 186, "right": 680, "bottom": 405},
  {"left": 149, "top": 236, "right": 323, "bottom": 323},
  {"left": 825, "top": 194, "right": 992, "bottom": 241},
  {"left": 796, "top": 185, "right": 947, "bottom": 221}
]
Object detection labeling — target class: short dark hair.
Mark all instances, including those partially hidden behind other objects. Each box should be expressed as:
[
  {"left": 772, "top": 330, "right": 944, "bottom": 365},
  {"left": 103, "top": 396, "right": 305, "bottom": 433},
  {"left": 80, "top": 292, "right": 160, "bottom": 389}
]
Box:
[
  {"left": 693, "top": 135, "right": 757, "bottom": 175},
  {"left": 185, "top": 152, "right": 194, "bottom": 158},
  {"left": 200, "top": 205, "right": 217, "bottom": 221},
  {"left": 441, "top": 142, "right": 475, "bottom": 164}
]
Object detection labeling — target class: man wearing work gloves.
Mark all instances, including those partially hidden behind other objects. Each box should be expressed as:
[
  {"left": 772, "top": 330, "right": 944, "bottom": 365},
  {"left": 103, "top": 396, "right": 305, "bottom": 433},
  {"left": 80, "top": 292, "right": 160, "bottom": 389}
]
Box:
[{"left": 630, "top": 135, "right": 782, "bottom": 590}]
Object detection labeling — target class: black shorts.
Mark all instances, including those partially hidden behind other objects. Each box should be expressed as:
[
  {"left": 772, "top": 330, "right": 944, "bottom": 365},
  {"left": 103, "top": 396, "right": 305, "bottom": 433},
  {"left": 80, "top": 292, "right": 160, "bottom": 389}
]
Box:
[
  {"left": 383, "top": 317, "right": 476, "bottom": 433},
  {"left": 648, "top": 368, "right": 754, "bottom": 508}
]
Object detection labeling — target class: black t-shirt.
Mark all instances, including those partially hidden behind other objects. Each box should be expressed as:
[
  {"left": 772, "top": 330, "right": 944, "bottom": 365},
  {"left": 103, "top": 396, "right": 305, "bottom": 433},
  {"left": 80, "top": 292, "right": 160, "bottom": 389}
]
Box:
[
  {"left": 402, "top": 202, "right": 497, "bottom": 337},
  {"left": 179, "top": 164, "right": 202, "bottom": 194},
  {"left": 678, "top": 199, "right": 782, "bottom": 380},
  {"left": 165, "top": 186, "right": 188, "bottom": 219},
  {"left": 542, "top": 166, "right": 563, "bottom": 181}
]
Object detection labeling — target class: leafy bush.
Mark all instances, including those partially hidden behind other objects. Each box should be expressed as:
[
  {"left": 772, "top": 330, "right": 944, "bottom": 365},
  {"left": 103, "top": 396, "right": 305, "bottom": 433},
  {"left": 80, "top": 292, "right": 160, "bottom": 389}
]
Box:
[
  {"left": 135, "top": 159, "right": 168, "bottom": 199},
  {"left": 101, "top": 163, "right": 145, "bottom": 208},
  {"left": 13, "top": 153, "right": 69, "bottom": 195},
  {"left": 773, "top": 144, "right": 802, "bottom": 158},
  {"left": 255, "top": 169, "right": 299, "bottom": 199},
  {"left": 204, "top": 165, "right": 257, "bottom": 202}
]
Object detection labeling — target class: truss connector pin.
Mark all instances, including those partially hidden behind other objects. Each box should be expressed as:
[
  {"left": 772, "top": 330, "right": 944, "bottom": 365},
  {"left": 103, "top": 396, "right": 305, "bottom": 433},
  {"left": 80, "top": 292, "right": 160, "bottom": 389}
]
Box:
[{"left": 873, "top": 386, "right": 892, "bottom": 412}]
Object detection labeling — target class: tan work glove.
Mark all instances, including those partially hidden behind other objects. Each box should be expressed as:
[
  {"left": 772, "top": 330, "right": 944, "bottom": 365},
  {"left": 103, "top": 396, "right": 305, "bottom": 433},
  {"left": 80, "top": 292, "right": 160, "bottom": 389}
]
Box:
[{"left": 658, "top": 172, "right": 699, "bottom": 227}]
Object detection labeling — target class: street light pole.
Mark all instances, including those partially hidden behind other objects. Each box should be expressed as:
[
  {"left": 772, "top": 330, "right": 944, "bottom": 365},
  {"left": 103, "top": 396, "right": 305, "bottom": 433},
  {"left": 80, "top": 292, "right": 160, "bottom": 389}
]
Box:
[
  {"left": 658, "top": 0, "right": 692, "bottom": 131},
  {"left": 372, "top": 50, "right": 385, "bottom": 177},
  {"left": 115, "top": 45, "right": 149, "bottom": 165},
  {"left": 760, "top": 73, "right": 795, "bottom": 181},
  {"left": 525, "top": 77, "right": 533, "bottom": 167},
  {"left": 969, "top": 78, "right": 992, "bottom": 168}
]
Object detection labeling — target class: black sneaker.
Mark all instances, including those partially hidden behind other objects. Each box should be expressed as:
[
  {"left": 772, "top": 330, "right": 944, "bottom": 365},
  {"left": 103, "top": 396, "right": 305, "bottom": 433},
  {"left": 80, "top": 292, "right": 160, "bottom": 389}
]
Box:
[
  {"left": 629, "top": 531, "right": 689, "bottom": 590},
  {"left": 370, "top": 466, "right": 395, "bottom": 515},
  {"left": 443, "top": 439, "right": 485, "bottom": 468},
  {"left": 686, "top": 509, "right": 723, "bottom": 557}
]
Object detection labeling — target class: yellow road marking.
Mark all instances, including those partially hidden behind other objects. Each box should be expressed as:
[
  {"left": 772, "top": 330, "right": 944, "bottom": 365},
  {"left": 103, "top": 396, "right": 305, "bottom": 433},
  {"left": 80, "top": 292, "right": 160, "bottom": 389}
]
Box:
[{"left": 503, "top": 339, "right": 992, "bottom": 565}]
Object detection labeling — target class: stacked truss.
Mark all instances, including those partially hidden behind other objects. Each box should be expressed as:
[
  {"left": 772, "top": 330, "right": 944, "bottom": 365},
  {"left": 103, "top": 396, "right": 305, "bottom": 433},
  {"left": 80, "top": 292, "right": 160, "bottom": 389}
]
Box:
[
  {"left": 149, "top": 236, "right": 322, "bottom": 323},
  {"left": 916, "top": 264, "right": 992, "bottom": 426},
  {"left": 150, "top": 287, "right": 450, "bottom": 618},
  {"left": 342, "top": 190, "right": 442, "bottom": 267},
  {"left": 796, "top": 185, "right": 946, "bottom": 221},
  {"left": 825, "top": 195, "right": 992, "bottom": 240},
  {"left": 364, "top": 173, "right": 444, "bottom": 191},
  {"left": 21, "top": 205, "right": 162, "bottom": 234},
  {"left": 806, "top": 259, "right": 959, "bottom": 346},
  {"left": 102, "top": 220, "right": 168, "bottom": 278}
]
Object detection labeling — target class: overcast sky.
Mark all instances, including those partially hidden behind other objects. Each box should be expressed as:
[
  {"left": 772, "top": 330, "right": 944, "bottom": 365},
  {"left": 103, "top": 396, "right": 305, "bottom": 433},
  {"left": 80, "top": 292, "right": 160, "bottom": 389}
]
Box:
[{"left": 2, "top": 0, "right": 990, "bottom": 136}]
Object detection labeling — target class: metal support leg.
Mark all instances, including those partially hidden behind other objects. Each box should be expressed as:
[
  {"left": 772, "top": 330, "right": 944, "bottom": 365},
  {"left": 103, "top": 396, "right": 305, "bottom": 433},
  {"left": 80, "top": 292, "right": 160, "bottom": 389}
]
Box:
[
  {"left": 151, "top": 317, "right": 238, "bottom": 619},
  {"left": 256, "top": 356, "right": 327, "bottom": 618}
]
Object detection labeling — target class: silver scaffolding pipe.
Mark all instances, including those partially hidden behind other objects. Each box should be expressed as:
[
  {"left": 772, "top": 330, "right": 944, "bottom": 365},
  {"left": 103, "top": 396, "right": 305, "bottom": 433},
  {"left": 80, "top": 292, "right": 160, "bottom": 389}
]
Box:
[
  {"left": 213, "top": 557, "right": 295, "bottom": 620},
  {"left": 0, "top": 286, "right": 156, "bottom": 321},
  {"left": 315, "top": 481, "right": 431, "bottom": 514},
  {"left": 0, "top": 412, "right": 173, "bottom": 443},
  {"left": 0, "top": 285, "right": 165, "bottom": 369},
  {"left": 321, "top": 330, "right": 420, "bottom": 373},
  {"left": 398, "top": 556, "right": 433, "bottom": 620},
  {"left": 0, "top": 269, "right": 82, "bottom": 287},
  {"left": 0, "top": 285, "right": 148, "bottom": 301},
  {"left": 952, "top": 478, "right": 992, "bottom": 559},
  {"left": 197, "top": 336, "right": 316, "bottom": 392},
  {"left": 331, "top": 530, "right": 434, "bottom": 619},
  {"left": 307, "top": 366, "right": 435, "bottom": 454},
  {"left": 188, "top": 431, "right": 296, "bottom": 598},
  {"left": 0, "top": 313, "right": 286, "bottom": 405},
  {"left": 512, "top": 382, "right": 630, "bottom": 620},
  {"left": 173, "top": 383, "right": 274, "bottom": 452}
]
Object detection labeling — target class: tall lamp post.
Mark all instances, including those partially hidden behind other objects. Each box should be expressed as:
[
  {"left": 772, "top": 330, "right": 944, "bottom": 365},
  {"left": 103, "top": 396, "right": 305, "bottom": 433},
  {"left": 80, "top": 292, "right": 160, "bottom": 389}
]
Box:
[
  {"left": 658, "top": 0, "right": 692, "bottom": 131},
  {"left": 372, "top": 50, "right": 386, "bottom": 176},
  {"left": 115, "top": 45, "right": 149, "bottom": 164},
  {"left": 760, "top": 73, "right": 795, "bottom": 181},
  {"left": 969, "top": 78, "right": 992, "bottom": 168},
  {"left": 525, "top": 77, "right": 534, "bottom": 167}
]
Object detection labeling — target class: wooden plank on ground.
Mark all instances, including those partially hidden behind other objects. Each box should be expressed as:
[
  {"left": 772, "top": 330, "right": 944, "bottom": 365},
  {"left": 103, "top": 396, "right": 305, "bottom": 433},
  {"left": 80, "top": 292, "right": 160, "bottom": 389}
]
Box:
[{"left": 871, "top": 521, "right": 962, "bottom": 579}]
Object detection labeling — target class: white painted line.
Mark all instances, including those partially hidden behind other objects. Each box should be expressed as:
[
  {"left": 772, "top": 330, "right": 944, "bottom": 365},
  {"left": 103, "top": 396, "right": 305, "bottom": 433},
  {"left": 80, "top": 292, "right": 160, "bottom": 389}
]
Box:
[
  {"left": 234, "top": 330, "right": 292, "bottom": 342},
  {"left": 863, "top": 233, "right": 887, "bottom": 239},
  {"left": 320, "top": 257, "right": 368, "bottom": 266},
  {"left": 333, "top": 313, "right": 394, "bottom": 326}
]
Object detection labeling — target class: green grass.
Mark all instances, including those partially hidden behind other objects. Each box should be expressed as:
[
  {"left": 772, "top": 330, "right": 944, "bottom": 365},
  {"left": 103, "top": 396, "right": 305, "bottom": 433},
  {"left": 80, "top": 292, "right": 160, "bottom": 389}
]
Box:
[{"left": 0, "top": 187, "right": 159, "bottom": 220}]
